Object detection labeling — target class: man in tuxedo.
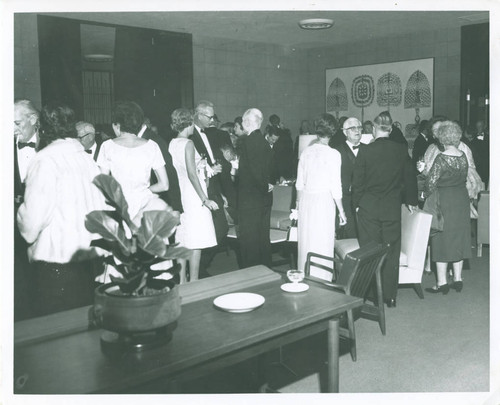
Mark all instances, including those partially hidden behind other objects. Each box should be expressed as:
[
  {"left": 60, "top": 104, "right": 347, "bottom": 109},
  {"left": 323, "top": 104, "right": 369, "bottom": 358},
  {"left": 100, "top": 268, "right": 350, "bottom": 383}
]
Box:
[
  {"left": 335, "top": 117, "right": 365, "bottom": 239},
  {"left": 237, "top": 108, "right": 274, "bottom": 268},
  {"left": 137, "top": 118, "right": 183, "bottom": 213},
  {"left": 411, "top": 120, "right": 431, "bottom": 169},
  {"left": 191, "top": 101, "right": 229, "bottom": 275},
  {"left": 352, "top": 112, "right": 418, "bottom": 308},
  {"left": 76, "top": 121, "right": 103, "bottom": 161},
  {"left": 14, "top": 99, "right": 40, "bottom": 320}
]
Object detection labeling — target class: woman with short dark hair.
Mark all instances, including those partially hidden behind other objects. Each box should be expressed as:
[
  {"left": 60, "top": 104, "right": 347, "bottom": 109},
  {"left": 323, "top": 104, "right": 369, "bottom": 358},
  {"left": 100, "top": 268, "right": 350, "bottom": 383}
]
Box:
[
  {"left": 17, "top": 103, "right": 107, "bottom": 316},
  {"left": 169, "top": 108, "right": 217, "bottom": 283},
  {"left": 296, "top": 119, "right": 346, "bottom": 279},
  {"left": 97, "top": 101, "right": 170, "bottom": 226},
  {"left": 424, "top": 121, "right": 472, "bottom": 294}
]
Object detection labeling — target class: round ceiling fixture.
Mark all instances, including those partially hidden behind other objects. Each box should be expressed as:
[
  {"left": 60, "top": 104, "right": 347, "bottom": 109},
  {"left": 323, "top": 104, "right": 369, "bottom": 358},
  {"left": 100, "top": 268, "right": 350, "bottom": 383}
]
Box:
[{"left": 298, "top": 18, "right": 334, "bottom": 30}]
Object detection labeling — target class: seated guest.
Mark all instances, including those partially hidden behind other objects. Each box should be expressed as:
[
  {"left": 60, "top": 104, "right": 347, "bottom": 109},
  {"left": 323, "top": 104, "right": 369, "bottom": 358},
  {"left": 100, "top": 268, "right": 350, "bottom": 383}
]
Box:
[
  {"left": 169, "top": 108, "right": 218, "bottom": 283},
  {"left": 76, "top": 121, "right": 102, "bottom": 161},
  {"left": 17, "top": 103, "right": 108, "bottom": 316},
  {"left": 97, "top": 101, "right": 170, "bottom": 226},
  {"left": 220, "top": 143, "right": 239, "bottom": 181}
]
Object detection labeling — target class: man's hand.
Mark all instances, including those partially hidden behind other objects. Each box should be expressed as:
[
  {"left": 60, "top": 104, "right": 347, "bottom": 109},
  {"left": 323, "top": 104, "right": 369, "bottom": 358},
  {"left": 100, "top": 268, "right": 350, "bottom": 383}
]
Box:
[
  {"left": 268, "top": 184, "right": 274, "bottom": 192},
  {"left": 212, "top": 163, "right": 222, "bottom": 175},
  {"left": 406, "top": 204, "right": 418, "bottom": 213}
]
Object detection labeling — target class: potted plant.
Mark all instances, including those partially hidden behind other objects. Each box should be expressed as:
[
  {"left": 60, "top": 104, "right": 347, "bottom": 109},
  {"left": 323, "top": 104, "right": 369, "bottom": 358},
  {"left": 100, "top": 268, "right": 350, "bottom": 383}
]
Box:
[{"left": 85, "top": 174, "right": 190, "bottom": 344}]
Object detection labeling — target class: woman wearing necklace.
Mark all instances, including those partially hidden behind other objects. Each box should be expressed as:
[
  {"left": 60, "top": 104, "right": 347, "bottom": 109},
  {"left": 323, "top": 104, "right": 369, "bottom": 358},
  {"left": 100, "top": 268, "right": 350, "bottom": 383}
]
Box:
[
  {"left": 97, "top": 101, "right": 170, "bottom": 226},
  {"left": 295, "top": 115, "right": 346, "bottom": 280}
]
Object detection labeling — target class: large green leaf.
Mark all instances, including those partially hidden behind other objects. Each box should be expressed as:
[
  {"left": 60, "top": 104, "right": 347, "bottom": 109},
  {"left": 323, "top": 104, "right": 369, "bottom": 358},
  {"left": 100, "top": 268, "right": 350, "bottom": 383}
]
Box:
[
  {"left": 136, "top": 210, "right": 180, "bottom": 255},
  {"left": 92, "top": 174, "right": 136, "bottom": 231},
  {"left": 85, "top": 211, "right": 130, "bottom": 254}
]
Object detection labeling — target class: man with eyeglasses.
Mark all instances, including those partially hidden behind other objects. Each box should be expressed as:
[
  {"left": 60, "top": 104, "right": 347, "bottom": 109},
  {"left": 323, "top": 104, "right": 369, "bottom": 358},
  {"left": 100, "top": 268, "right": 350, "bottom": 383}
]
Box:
[
  {"left": 14, "top": 99, "right": 40, "bottom": 320},
  {"left": 334, "top": 117, "right": 365, "bottom": 239},
  {"left": 76, "top": 121, "right": 102, "bottom": 161},
  {"left": 191, "top": 100, "right": 229, "bottom": 277}
]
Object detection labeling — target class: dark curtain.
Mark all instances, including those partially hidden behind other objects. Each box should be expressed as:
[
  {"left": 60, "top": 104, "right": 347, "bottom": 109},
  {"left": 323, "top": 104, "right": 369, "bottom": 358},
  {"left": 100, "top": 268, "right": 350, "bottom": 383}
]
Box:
[
  {"left": 38, "top": 15, "right": 83, "bottom": 118},
  {"left": 114, "top": 27, "right": 193, "bottom": 138}
]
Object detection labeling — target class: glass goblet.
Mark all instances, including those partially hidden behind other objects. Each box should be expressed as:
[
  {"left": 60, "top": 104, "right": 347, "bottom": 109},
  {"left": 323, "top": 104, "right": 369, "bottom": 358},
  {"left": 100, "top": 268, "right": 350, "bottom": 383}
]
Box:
[{"left": 286, "top": 269, "right": 305, "bottom": 284}]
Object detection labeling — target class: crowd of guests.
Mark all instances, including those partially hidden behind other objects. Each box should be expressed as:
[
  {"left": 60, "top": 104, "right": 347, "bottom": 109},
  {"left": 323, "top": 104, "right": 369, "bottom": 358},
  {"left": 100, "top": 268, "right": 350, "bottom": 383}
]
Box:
[{"left": 14, "top": 97, "right": 488, "bottom": 319}]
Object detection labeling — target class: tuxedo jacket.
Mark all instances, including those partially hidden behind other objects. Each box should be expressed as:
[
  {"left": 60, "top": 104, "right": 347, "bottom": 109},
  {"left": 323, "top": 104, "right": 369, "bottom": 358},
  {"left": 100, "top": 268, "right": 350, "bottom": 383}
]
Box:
[
  {"left": 352, "top": 137, "right": 418, "bottom": 221},
  {"left": 143, "top": 128, "right": 183, "bottom": 212},
  {"left": 237, "top": 129, "right": 273, "bottom": 210},
  {"left": 335, "top": 141, "right": 366, "bottom": 198}
]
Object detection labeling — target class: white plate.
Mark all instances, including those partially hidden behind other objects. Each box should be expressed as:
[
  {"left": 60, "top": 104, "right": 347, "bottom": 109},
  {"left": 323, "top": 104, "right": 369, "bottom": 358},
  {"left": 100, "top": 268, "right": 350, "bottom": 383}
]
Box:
[
  {"left": 213, "top": 292, "right": 265, "bottom": 313},
  {"left": 281, "top": 283, "right": 310, "bottom": 293}
]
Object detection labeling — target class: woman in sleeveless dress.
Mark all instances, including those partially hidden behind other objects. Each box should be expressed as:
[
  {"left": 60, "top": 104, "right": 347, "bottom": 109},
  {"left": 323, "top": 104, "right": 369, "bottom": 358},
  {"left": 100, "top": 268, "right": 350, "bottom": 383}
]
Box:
[
  {"left": 424, "top": 121, "right": 472, "bottom": 294},
  {"left": 97, "top": 101, "right": 169, "bottom": 226},
  {"left": 168, "top": 108, "right": 218, "bottom": 283}
]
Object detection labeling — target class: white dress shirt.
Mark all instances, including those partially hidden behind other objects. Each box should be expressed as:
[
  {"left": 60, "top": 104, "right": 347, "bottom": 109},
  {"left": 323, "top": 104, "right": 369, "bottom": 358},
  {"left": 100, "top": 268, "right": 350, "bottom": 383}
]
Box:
[
  {"left": 194, "top": 125, "right": 215, "bottom": 163},
  {"left": 16, "top": 134, "right": 37, "bottom": 183}
]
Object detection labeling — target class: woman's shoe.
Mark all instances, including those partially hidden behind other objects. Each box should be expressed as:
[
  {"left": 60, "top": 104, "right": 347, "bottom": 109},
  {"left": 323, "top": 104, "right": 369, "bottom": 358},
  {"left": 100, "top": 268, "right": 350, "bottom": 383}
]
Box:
[
  {"left": 425, "top": 284, "right": 450, "bottom": 295},
  {"left": 451, "top": 280, "right": 463, "bottom": 292}
]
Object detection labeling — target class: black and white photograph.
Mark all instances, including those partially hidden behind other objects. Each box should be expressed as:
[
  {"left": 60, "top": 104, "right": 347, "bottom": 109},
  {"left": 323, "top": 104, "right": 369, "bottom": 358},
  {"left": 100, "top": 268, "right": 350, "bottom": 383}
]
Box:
[{"left": 2, "top": 1, "right": 498, "bottom": 405}]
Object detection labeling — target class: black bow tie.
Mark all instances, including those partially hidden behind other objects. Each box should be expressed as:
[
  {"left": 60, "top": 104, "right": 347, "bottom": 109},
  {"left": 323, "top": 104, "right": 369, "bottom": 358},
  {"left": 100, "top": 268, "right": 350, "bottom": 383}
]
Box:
[
  {"left": 17, "top": 141, "right": 36, "bottom": 150},
  {"left": 85, "top": 149, "right": 92, "bottom": 154},
  {"left": 352, "top": 145, "right": 360, "bottom": 150}
]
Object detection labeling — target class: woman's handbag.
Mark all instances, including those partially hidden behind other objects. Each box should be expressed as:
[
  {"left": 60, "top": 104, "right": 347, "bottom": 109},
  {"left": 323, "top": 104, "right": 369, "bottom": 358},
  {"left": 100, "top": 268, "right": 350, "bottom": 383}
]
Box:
[
  {"left": 287, "top": 219, "right": 298, "bottom": 242},
  {"left": 422, "top": 191, "right": 444, "bottom": 236}
]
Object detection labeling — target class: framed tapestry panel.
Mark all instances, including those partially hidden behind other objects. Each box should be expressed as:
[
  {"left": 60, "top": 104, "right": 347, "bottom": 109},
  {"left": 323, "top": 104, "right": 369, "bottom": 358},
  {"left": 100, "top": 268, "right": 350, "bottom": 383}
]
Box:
[{"left": 325, "top": 58, "right": 434, "bottom": 148}]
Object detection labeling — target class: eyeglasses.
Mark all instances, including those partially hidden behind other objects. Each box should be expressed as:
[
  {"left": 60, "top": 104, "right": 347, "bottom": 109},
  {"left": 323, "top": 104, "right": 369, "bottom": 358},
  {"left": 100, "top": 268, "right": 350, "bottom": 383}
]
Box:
[
  {"left": 78, "top": 132, "right": 95, "bottom": 139},
  {"left": 344, "top": 126, "right": 362, "bottom": 132},
  {"left": 199, "top": 112, "right": 216, "bottom": 121}
]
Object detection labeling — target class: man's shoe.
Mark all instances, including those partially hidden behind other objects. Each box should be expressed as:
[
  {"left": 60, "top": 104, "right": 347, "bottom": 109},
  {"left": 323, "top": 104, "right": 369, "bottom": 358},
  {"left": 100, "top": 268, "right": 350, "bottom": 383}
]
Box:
[{"left": 385, "top": 298, "right": 396, "bottom": 308}]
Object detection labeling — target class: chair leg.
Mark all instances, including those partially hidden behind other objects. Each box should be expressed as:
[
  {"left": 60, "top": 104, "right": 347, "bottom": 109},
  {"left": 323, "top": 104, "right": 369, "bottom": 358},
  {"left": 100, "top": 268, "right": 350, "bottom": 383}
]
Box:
[
  {"left": 346, "top": 310, "right": 357, "bottom": 362},
  {"left": 413, "top": 283, "right": 424, "bottom": 299},
  {"left": 477, "top": 243, "right": 483, "bottom": 257},
  {"left": 375, "top": 268, "right": 386, "bottom": 336}
]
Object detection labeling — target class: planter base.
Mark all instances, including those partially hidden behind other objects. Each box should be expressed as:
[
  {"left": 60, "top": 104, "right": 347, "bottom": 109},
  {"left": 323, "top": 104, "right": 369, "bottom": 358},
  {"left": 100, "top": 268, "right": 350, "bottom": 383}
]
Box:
[{"left": 100, "top": 322, "right": 177, "bottom": 354}]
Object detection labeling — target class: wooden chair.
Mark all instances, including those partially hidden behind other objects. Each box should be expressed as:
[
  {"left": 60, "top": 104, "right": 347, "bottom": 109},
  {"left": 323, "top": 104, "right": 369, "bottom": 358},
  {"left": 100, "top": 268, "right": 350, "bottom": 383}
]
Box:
[{"left": 304, "top": 242, "right": 389, "bottom": 361}]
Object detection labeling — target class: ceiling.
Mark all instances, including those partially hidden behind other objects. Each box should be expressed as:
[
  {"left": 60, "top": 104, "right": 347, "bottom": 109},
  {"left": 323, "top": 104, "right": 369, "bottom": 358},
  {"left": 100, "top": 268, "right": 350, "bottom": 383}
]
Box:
[{"left": 47, "top": 10, "right": 489, "bottom": 50}]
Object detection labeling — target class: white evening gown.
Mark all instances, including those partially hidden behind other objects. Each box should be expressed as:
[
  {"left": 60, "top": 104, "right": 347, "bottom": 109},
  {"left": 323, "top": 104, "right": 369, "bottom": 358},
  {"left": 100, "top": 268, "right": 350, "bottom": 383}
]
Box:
[
  {"left": 296, "top": 143, "right": 342, "bottom": 280},
  {"left": 169, "top": 137, "right": 217, "bottom": 249},
  {"left": 97, "top": 139, "right": 166, "bottom": 223}
]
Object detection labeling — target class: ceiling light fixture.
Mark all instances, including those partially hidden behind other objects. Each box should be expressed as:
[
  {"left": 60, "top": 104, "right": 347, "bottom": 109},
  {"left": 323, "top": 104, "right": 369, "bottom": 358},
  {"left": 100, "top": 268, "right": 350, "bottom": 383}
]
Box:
[{"left": 298, "top": 18, "right": 334, "bottom": 30}]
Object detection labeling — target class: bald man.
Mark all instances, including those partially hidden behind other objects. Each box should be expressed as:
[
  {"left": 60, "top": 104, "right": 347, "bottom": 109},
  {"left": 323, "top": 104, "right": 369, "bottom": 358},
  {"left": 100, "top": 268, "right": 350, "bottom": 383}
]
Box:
[
  {"left": 334, "top": 117, "right": 366, "bottom": 239},
  {"left": 237, "top": 108, "right": 274, "bottom": 268}
]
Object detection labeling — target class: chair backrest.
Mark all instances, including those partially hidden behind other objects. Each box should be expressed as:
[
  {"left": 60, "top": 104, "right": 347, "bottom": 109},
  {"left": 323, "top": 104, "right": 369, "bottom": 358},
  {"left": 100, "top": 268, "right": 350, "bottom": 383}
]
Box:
[
  {"left": 400, "top": 207, "right": 432, "bottom": 270},
  {"left": 272, "top": 185, "right": 294, "bottom": 212},
  {"left": 337, "top": 242, "right": 389, "bottom": 298}
]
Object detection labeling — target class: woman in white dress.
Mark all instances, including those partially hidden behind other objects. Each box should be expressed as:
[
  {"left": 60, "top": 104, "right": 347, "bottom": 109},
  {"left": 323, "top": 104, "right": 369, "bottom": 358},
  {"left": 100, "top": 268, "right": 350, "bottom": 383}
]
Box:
[
  {"left": 97, "top": 101, "right": 169, "bottom": 226},
  {"left": 168, "top": 108, "right": 218, "bottom": 283},
  {"left": 296, "top": 118, "right": 347, "bottom": 280}
]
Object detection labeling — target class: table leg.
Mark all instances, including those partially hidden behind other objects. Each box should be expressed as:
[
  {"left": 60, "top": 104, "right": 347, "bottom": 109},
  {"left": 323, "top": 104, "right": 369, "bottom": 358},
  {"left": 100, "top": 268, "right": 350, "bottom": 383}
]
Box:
[{"left": 327, "top": 318, "right": 340, "bottom": 393}]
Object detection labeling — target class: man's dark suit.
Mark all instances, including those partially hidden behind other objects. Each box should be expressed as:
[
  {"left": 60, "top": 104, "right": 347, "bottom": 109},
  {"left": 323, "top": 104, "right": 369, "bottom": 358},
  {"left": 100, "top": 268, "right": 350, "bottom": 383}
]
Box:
[
  {"left": 237, "top": 129, "right": 273, "bottom": 268},
  {"left": 352, "top": 137, "right": 418, "bottom": 301},
  {"left": 411, "top": 133, "right": 431, "bottom": 169},
  {"left": 190, "top": 128, "right": 228, "bottom": 244},
  {"left": 204, "top": 127, "right": 237, "bottom": 220},
  {"left": 14, "top": 144, "right": 34, "bottom": 320},
  {"left": 142, "top": 128, "right": 183, "bottom": 213},
  {"left": 334, "top": 141, "right": 366, "bottom": 239}
]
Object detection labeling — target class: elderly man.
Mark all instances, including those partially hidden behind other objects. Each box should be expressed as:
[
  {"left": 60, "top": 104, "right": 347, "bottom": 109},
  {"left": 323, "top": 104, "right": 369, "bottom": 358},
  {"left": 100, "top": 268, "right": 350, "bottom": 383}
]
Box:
[
  {"left": 334, "top": 117, "right": 366, "bottom": 239},
  {"left": 14, "top": 99, "right": 40, "bottom": 320},
  {"left": 190, "top": 101, "right": 229, "bottom": 276},
  {"left": 76, "top": 121, "right": 102, "bottom": 161},
  {"left": 238, "top": 108, "right": 274, "bottom": 268},
  {"left": 352, "top": 112, "right": 418, "bottom": 308}
]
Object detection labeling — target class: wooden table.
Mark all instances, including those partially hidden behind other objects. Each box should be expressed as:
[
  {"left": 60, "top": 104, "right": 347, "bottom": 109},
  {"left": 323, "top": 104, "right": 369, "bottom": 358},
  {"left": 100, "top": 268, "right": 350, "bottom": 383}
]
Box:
[{"left": 14, "top": 266, "right": 363, "bottom": 394}]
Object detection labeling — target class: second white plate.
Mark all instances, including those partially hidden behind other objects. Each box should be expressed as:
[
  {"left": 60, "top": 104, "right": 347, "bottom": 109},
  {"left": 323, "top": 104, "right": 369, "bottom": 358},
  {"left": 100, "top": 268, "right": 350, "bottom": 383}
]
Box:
[
  {"left": 213, "top": 292, "right": 265, "bottom": 313},
  {"left": 281, "top": 283, "right": 310, "bottom": 293}
]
